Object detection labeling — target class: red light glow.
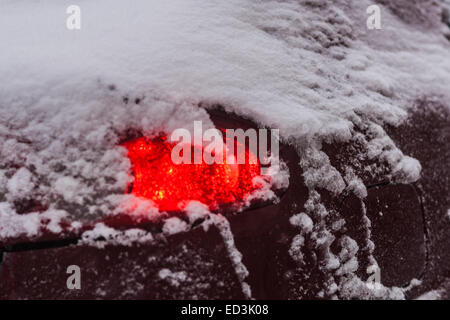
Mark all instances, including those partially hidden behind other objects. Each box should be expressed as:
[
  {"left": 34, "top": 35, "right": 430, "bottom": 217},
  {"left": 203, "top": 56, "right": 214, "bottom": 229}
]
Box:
[{"left": 122, "top": 136, "right": 261, "bottom": 212}]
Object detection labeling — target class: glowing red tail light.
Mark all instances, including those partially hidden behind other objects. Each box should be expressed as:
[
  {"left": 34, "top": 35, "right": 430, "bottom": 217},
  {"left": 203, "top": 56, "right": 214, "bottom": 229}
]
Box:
[{"left": 122, "top": 136, "right": 261, "bottom": 212}]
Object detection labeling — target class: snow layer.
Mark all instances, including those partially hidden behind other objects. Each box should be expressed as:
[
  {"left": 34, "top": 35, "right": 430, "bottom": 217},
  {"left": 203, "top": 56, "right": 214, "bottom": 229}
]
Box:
[
  {"left": 1, "top": 0, "right": 449, "bottom": 223},
  {"left": 79, "top": 223, "right": 154, "bottom": 248},
  {"left": 1, "top": 0, "right": 450, "bottom": 300},
  {"left": 158, "top": 268, "right": 188, "bottom": 288},
  {"left": 415, "top": 289, "right": 444, "bottom": 300}
]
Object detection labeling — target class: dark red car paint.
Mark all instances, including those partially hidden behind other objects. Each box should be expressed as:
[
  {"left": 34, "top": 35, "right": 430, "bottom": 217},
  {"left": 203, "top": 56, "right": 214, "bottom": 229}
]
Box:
[{"left": 0, "top": 103, "right": 448, "bottom": 299}]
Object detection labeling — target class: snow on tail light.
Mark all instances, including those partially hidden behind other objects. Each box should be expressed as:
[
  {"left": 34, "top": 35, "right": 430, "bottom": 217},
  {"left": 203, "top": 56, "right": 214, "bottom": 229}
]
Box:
[{"left": 121, "top": 136, "right": 262, "bottom": 212}]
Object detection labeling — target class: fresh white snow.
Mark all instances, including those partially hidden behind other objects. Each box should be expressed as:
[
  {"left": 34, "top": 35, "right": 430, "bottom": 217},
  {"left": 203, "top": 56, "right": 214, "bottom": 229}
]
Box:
[{"left": 1, "top": 0, "right": 449, "bottom": 300}]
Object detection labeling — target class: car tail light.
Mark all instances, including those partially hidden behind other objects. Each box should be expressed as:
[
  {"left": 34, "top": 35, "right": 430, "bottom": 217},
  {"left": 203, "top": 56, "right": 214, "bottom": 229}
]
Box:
[{"left": 122, "top": 136, "right": 262, "bottom": 212}]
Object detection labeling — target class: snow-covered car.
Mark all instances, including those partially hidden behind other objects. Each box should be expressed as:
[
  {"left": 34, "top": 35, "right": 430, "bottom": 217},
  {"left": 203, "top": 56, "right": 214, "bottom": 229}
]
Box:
[{"left": 0, "top": 0, "right": 449, "bottom": 300}]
